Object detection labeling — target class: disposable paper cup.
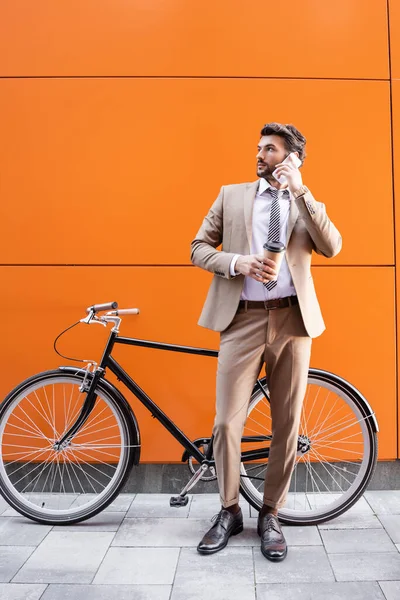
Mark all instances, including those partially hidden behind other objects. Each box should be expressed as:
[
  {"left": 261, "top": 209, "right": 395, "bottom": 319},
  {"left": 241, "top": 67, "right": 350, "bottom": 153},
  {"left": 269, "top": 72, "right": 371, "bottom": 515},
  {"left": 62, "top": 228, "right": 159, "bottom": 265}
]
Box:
[{"left": 263, "top": 241, "right": 286, "bottom": 281}]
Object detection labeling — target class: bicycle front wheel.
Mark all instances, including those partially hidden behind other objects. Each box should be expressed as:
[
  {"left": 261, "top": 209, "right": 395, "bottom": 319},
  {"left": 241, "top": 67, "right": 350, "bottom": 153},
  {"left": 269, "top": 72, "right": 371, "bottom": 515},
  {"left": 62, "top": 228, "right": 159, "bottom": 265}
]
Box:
[
  {"left": 0, "top": 370, "right": 136, "bottom": 525},
  {"left": 239, "top": 370, "right": 378, "bottom": 525}
]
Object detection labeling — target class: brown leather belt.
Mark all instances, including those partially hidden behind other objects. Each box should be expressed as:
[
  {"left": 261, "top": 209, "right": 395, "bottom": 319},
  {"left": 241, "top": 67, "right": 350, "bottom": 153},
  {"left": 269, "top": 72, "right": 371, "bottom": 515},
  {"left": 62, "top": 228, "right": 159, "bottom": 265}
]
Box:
[{"left": 238, "top": 296, "right": 299, "bottom": 311}]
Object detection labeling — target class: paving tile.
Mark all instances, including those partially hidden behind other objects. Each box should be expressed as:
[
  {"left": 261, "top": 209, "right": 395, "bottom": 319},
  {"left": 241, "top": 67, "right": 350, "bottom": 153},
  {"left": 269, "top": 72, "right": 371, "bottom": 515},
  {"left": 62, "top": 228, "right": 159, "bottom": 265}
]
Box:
[
  {"left": 318, "top": 513, "right": 383, "bottom": 530},
  {"left": 41, "top": 583, "right": 171, "bottom": 600},
  {"left": 378, "top": 581, "right": 400, "bottom": 600},
  {"left": 1, "top": 509, "right": 20, "bottom": 518},
  {"left": 187, "top": 493, "right": 219, "bottom": 519},
  {"left": 113, "top": 517, "right": 208, "bottom": 547},
  {"left": 189, "top": 494, "right": 251, "bottom": 518},
  {"left": 174, "top": 547, "right": 254, "bottom": 586},
  {"left": 13, "top": 531, "right": 114, "bottom": 584},
  {"left": 68, "top": 494, "right": 135, "bottom": 513},
  {"left": 320, "top": 528, "right": 396, "bottom": 553},
  {"left": 329, "top": 552, "right": 400, "bottom": 581},
  {"left": 126, "top": 494, "right": 191, "bottom": 518},
  {"left": 93, "top": 547, "right": 180, "bottom": 585},
  {"left": 113, "top": 516, "right": 321, "bottom": 549},
  {"left": 283, "top": 493, "right": 311, "bottom": 512},
  {"left": 1, "top": 494, "right": 77, "bottom": 519},
  {"left": 0, "top": 547, "right": 35, "bottom": 583},
  {"left": 306, "top": 495, "right": 374, "bottom": 515},
  {"left": 0, "top": 518, "right": 52, "bottom": 546},
  {"left": 378, "top": 515, "right": 400, "bottom": 544},
  {"left": 229, "top": 521, "right": 322, "bottom": 547},
  {"left": 227, "top": 519, "right": 261, "bottom": 546},
  {"left": 0, "top": 497, "right": 9, "bottom": 516},
  {"left": 171, "top": 584, "right": 256, "bottom": 600},
  {"left": 346, "top": 496, "right": 376, "bottom": 515},
  {"left": 249, "top": 495, "right": 372, "bottom": 519},
  {"left": 105, "top": 494, "right": 136, "bottom": 512},
  {"left": 249, "top": 493, "right": 309, "bottom": 517},
  {"left": 280, "top": 525, "right": 322, "bottom": 546},
  {"left": 0, "top": 583, "right": 47, "bottom": 600},
  {"left": 53, "top": 512, "right": 124, "bottom": 532},
  {"left": 8, "top": 495, "right": 78, "bottom": 512},
  {"left": 249, "top": 506, "right": 259, "bottom": 518},
  {"left": 365, "top": 491, "right": 400, "bottom": 515},
  {"left": 254, "top": 546, "right": 335, "bottom": 584},
  {"left": 257, "top": 582, "right": 385, "bottom": 600}
]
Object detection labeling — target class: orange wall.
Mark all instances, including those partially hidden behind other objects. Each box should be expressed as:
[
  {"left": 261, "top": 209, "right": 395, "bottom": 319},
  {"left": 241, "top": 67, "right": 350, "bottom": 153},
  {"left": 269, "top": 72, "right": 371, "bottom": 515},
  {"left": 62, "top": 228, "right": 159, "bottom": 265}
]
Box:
[{"left": 0, "top": 1, "right": 397, "bottom": 461}]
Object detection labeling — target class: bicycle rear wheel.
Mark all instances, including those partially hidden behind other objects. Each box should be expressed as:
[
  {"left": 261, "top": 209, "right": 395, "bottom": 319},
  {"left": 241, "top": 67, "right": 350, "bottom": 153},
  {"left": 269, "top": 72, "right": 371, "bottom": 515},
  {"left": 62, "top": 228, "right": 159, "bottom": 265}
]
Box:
[
  {"left": 0, "top": 370, "right": 137, "bottom": 525},
  {"left": 239, "top": 370, "right": 378, "bottom": 525}
]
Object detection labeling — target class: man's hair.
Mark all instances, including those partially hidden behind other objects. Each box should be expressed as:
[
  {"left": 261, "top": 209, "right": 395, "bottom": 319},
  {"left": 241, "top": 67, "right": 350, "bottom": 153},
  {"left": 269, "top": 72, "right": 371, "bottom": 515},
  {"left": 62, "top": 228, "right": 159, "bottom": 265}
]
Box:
[{"left": 260, "top": 122, "right": 307, "bottom": 164}]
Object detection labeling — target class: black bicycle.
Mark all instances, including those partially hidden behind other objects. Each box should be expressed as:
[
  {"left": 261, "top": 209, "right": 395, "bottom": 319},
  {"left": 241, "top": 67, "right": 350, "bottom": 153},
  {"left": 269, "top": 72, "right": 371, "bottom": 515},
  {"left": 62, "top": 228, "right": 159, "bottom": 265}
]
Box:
[{"left": 0, "top": 301, "right": 379, "bottom": 526}]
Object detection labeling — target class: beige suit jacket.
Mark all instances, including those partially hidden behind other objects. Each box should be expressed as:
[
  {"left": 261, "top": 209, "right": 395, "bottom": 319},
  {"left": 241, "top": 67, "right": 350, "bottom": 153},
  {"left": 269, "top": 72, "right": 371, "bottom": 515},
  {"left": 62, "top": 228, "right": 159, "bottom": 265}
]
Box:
[{"left": 190, "top": 180, "right": 342, "bottom": 338}]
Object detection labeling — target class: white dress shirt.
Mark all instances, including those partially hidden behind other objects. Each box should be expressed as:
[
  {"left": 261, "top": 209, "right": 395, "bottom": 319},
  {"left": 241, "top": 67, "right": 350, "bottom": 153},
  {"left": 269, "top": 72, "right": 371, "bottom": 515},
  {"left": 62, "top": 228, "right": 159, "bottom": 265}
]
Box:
[{"left": 230, "top": 178, "right": 297, "bottom": 300}]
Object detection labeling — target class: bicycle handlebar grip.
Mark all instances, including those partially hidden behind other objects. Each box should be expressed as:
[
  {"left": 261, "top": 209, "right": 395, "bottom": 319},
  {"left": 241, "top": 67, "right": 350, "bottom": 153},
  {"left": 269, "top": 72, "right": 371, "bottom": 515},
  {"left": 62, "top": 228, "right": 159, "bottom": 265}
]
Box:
[
  {"left": 115, "top": 308, "right": 140, "bottom": 315},
  {"left": 87, "top": 302, "right": 118, "bottom": 314}
]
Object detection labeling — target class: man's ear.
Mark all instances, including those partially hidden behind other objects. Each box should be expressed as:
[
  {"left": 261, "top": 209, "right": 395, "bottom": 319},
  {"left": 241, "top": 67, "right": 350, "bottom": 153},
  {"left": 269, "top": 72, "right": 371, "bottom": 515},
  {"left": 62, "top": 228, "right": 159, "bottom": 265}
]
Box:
[{"left": 293, "top": 151, "right": 302, "bottom": 167}]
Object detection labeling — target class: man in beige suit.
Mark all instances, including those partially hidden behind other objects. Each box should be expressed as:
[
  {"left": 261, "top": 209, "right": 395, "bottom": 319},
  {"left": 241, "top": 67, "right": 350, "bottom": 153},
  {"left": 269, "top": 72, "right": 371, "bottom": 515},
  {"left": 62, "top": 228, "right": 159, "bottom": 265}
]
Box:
[{"left": 191, "top": 122, "right": 342, "bottom": 561}]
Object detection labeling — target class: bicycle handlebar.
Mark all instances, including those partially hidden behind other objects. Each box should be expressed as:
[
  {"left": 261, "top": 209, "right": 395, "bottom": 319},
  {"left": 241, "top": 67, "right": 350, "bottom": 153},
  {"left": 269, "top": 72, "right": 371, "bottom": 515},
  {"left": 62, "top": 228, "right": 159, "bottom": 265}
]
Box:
[
  {"left": 109, "top": 308, "right": 140, "bottom": 315},
  {"left": 87, "top": 302, "right": 118, "bottom": 314}
]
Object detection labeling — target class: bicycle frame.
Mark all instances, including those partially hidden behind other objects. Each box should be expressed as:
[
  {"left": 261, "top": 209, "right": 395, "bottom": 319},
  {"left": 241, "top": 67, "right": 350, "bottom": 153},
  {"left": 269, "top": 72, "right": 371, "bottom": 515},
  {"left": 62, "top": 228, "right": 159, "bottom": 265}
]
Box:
[{"left": 55, "top": 329, "right": 272, "bottom": 466}]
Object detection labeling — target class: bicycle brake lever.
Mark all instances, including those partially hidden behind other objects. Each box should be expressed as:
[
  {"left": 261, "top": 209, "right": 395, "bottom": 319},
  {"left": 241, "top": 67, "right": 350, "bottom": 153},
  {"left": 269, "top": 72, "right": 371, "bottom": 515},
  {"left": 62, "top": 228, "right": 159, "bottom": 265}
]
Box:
[{"left": 80, "top": 314, "right": 107, "bottom": 327}]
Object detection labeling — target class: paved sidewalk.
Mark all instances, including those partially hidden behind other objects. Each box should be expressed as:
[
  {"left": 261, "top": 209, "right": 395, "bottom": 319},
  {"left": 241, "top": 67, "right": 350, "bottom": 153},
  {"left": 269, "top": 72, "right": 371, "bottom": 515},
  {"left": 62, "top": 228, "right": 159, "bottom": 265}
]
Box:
[{"left": 1, "top": 492, "right": 400, "bottom": 599}]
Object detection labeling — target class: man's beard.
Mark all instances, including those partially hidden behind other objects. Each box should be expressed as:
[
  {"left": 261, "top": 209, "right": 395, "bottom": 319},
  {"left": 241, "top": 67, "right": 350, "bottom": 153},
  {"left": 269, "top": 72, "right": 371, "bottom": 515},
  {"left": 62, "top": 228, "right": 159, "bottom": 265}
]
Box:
[{"left": 257, "top": 163, "right": 274, "bottom": 178}]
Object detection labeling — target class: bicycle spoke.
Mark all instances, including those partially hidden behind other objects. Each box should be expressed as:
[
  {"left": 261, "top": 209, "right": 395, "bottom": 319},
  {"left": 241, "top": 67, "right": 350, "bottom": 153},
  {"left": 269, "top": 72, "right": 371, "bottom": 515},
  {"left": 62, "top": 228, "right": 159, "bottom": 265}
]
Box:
[
  {"left": 312, "top": 413, "right": 365, "bottom": 443},
  {"left": 74, "top": 406, "right": 110, "bottom": 436},
  {"left": 8, "top": 409, "right": 49, "bottom": 441},
  {"left": 64, "top": 448, "right": 109, "bottom": 489},
  {"left": 10, "top": 448, "right": 55, "bottom": 485},
  {"left": 309, "top": 392, "right": 338, "bottom": 441},
  {"left": 66, "top": 447, "right": 116, "bottom": 477},
  {"left": 74, "top": 426, "right": 121, "bottom": 441},
  {"left": 20, "top": 456, "right": 54, "bottom": 494},
  {"left": 308, "top": 447, "right": 352, "bottom": 489}
]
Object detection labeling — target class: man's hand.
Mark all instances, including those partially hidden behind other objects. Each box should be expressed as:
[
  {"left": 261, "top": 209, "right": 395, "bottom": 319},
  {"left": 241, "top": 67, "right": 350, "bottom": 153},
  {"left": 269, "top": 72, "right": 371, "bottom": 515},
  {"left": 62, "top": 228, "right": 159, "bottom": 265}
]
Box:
[
  {"left": 235, "top": 254, "right": 277, "bottom": 282},
  {"left": 274, "top": 154, "right": 303, "bottom": 193}
]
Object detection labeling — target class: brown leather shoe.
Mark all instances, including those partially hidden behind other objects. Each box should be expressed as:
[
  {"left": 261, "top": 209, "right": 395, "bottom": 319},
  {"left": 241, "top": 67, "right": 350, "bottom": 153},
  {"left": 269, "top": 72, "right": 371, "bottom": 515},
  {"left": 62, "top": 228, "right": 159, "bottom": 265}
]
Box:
[
  {"left": 197, "top": 508, "right": 243, "bottom": 555},
  {"left": 257, "top": 513, "right": 287, "bottom": 562}
]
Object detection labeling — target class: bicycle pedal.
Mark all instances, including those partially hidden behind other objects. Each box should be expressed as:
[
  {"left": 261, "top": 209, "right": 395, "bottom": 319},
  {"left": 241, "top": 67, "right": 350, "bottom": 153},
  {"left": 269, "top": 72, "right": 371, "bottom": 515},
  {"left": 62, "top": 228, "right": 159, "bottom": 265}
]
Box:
[{"left": 170, "top": 495, "right": 189, "bottom": 507}]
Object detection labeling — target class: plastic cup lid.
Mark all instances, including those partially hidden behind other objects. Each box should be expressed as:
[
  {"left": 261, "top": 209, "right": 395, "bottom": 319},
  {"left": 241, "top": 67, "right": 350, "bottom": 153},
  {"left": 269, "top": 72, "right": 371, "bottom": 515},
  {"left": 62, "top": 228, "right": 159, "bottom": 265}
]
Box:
[{"left": 263, "top": 241, "right": 286, "bottom": 252}]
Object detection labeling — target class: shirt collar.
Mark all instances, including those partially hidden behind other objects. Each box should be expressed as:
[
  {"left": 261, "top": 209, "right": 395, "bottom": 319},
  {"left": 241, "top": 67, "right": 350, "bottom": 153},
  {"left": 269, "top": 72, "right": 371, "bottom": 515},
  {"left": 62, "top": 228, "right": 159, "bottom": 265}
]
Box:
[{"left": 258, "top": 178, "right": 291, "bottom": 198}]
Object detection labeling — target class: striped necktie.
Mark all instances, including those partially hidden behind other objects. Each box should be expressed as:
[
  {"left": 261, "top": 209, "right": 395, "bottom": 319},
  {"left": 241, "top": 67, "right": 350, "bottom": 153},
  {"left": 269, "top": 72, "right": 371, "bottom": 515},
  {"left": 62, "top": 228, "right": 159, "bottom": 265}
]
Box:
[{"left": 264, "top": 187, "right": 289, "bottom": 290}]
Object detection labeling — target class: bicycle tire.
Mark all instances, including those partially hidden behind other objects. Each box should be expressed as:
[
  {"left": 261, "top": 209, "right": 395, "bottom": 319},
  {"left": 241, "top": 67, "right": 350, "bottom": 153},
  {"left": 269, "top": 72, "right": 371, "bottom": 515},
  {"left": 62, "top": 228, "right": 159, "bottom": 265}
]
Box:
[
  {"left": 239, "top": 370, "right": 378, "bottom": 525},
  {"left": 0, "top": 369, "right": 138, "bottom": 525}
]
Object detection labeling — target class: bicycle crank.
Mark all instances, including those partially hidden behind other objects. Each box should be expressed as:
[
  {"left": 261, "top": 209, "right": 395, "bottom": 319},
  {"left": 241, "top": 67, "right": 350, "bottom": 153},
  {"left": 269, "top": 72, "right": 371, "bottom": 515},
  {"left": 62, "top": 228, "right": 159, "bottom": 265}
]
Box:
[
  {"left": 188, "top": 456, "right": 217, "bottom": 481},
  {"left": 187, "top": 442, "right": 217, "bottom": 482}
]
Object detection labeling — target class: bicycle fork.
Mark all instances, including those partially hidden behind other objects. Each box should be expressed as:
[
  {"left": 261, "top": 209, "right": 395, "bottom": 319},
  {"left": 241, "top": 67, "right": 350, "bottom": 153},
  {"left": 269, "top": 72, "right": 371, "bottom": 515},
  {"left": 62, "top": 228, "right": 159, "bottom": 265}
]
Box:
[{"left": 53, "top": 364, "right": 102, "bottom": 451}]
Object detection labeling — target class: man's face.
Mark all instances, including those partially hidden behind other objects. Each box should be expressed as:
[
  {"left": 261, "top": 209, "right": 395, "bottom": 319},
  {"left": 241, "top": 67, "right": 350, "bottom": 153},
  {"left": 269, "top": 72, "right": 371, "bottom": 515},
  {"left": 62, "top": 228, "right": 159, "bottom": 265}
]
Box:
[{"left": 256, "top": 135, "right": 288, "bottom": 180}]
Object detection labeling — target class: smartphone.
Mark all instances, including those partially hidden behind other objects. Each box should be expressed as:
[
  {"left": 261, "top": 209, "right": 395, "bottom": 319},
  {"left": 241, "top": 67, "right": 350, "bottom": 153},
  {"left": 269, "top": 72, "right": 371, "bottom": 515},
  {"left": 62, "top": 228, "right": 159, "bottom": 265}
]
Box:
[{"left": 272, "top": 152, "right": 302, "bottom": 185}]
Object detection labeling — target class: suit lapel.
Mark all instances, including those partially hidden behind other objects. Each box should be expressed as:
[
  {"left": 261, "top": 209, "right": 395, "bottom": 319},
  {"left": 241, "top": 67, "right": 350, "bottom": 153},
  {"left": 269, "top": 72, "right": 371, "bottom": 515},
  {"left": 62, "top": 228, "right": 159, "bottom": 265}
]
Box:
[
  {"left": 243, "top": 180, "right": 259, "bottom": 248},
  {"left": 287, "top": 195, "right": 299, "bottom": 243}
]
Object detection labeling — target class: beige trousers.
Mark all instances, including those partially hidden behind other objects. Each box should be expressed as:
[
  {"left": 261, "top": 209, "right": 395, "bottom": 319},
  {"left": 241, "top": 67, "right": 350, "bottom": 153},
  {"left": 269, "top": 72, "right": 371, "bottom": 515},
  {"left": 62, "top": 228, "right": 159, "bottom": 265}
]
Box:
[{"left": 212, "top": 302, "right": 312, "bottom": 509}]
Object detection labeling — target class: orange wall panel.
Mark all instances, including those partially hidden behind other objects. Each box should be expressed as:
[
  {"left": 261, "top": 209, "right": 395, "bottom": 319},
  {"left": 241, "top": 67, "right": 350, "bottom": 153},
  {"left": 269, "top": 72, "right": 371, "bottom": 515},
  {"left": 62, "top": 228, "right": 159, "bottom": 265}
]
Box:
[
  {"left": 389, "top": 0, "right": 400, "bottom": 79},
  {"left": 0, "top": 0, "right": 389, "bottom": 78},
  {"left": 390, "top": 80, "right": 400, "bottom": 457},
  {"left": 0, "top": 79, "right": 393, "bottom": 266},
  {"left": 0, "top": 265, "right": 396, "bottom": 461},
  {"left": 0, "top": 1, "right": 398, "bottom": 465}
]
